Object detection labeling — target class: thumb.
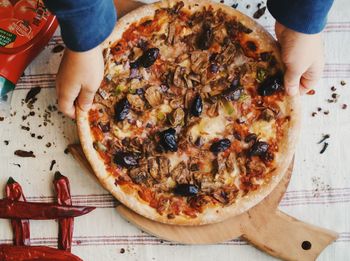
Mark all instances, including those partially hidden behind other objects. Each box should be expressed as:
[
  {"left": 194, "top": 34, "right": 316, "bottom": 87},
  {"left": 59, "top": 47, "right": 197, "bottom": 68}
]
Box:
[
  {"left": 284, "top": 68, "right": 301, "bottom": 96},
  {"left": 77, "top": 87, "right": 95, "bottom": 111}
]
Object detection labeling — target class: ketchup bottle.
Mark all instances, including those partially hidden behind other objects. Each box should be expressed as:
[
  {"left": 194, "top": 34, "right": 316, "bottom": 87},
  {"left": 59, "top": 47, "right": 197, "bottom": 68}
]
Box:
[{"left": 0, "top": 0, "right": 58, "bottom": 114}]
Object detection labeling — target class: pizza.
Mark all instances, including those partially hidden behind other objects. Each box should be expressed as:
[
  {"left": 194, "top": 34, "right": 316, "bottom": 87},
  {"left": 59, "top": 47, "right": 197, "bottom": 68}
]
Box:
[{"left": 77, "top": 0, "right": 300, "bottom": 225}]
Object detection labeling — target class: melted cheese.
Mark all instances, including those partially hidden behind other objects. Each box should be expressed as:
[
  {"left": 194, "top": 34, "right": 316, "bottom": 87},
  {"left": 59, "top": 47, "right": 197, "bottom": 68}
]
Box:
[
  {"left": 113, "top": 124, "right": 132, "bottom": 139},
  {"left": 168, "top": 153, "right": 188, "bottom": 171},
  {"left": 250, "top": 120, "right": 276, "bottom": 141},
  {"left": 189, "top": 114, "right": 227, "bottom": 143}
]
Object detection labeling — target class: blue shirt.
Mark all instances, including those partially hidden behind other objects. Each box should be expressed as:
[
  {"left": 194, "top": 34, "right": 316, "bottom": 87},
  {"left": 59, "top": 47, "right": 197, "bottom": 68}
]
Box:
[{"left": 44, "top": 0, "right": 333, "bottom": 52}]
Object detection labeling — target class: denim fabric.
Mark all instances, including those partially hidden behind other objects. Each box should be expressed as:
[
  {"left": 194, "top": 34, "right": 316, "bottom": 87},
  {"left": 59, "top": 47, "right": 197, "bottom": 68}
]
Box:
[
  {"left": 267, "top": 0, "right": 334, "bottom": 34},
  {"left": 44, "top": 0, "right": 117, "bottom": 51}
]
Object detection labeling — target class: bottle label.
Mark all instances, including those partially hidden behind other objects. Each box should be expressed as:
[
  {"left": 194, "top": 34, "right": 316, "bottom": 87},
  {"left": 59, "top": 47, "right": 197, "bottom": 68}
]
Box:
[{"left": 0, "top": 0, "right": 51, "bottom": 48}]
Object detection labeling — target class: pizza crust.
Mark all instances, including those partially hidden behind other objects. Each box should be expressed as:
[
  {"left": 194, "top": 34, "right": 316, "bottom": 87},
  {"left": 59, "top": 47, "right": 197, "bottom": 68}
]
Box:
[{"left": 76, "top": 0, "right": 301, "bottom": 226}]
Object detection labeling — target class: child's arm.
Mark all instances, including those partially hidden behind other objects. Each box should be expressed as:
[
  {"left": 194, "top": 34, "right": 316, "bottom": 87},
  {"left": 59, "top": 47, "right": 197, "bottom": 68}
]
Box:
[
  {"left": 44, "top": 0, "right": 143, "bottom": 118},
  {"left": 267, "top": 0, "right": 334, "bottom": 95}
]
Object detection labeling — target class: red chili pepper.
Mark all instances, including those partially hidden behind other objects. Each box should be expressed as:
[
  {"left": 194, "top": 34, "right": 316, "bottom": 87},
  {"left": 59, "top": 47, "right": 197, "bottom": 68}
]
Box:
[
  {"left": 5, "top": 178, "right": 30, "bottom": 246},
  {"left": 53, "top": 172, "right": 73, "bottom": 252},
  {"left": 0, "top": 244, "right": 82, "bottom": 261},
  {"left": 0, "top": 199, "right": 95, "bottom": 219}
]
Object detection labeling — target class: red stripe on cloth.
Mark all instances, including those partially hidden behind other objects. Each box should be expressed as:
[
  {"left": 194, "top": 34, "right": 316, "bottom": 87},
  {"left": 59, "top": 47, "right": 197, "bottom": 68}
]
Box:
[{"left": 0, "top": 233, "right": 349, "bottom": 247}]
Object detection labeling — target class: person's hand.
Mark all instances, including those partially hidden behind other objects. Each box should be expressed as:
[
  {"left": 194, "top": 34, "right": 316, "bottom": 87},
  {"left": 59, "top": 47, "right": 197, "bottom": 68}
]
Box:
[
  {"left": 56, "top": 45, "right": 104, "bottom": 118},
  {"left": 56, "top": 1, "right": 144, "bottom": 119},
  {"left": 275, "top": 22, "right": 324, "bottom": 96}
]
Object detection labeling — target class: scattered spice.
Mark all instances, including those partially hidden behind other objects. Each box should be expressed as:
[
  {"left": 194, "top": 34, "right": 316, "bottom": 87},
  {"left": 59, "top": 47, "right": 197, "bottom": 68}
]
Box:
[
  {"left": 311, "top": 112, "right": 317, "bottom": 117},
  {"left": 0, "top": 116, "right": 4, "bottom": 121},
  {"left": 4, "top": 140, "right": 9, "bottom": 145},
  {"left": 52, "top": 44, "right": 65, "bottom": 53},
  {"left": 14, "top": 150, "right": 35, "bottom": 158},
  {"left": 306, "top": 89, "right": 315, "bottom": 95},
  {"left": 253, "top": 6, "right": 266, "bottom": 19},
  {"left": 30, "top": 133, "right": 35, "bottom": 138},
  {"left": 24, "top": 87, "right": 41, "bottom": 104},
  {"left": 323, "top": 110, "right": 329, "bottom": 115},
  {"left": 342, "top": 104, "right": 347, "bottom": 110},
  {"left": 46, "top": 142, "right": 52, "bottom": 148},
  {"left": 331, "top": 86, "right": 336, "bottom": 92},
  {"left": 12, "top": 163, "right": 21, "bottom": 168},
  {"left": 317, "top": 107, "right": 322, "bottom": 112},
  {"left": 318, "top": 134, "right": 330, "bottom": 144},
  {"left": 246, "top": 4, "right": 250, "bottom": 9},
  {"left": 37, "top": 135, "right": 43, "bottom": 140},
  {"left": 231, "top": 3, "right": 238, "bottom": 8},
  {"left": 340, "top": 80, "right": 346, "bottom": 86},
  {"left": 64, "top": 148, "right": 69, "bottom": 154},
  {"left": 120, "top": 248, "right": 125, "bottom": 254},
  {"left": 49, "top": 160, "right": 56, "bottom": 171},
  {"left": 320, "top": 142, "right": 329, "bottom": 154},
  {"left": 21, "top": 126, "right": 30, "bottom": 131}
]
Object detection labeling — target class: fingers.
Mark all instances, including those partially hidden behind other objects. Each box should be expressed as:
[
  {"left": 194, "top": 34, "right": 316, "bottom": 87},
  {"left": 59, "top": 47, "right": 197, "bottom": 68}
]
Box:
[
  {"left": 57, "top": 83, "right": 80, "bottom": 119},
  {"left": 300, "top": 59, "right": 324, "bottom": 94},
  {"left": 77, "top": 87, "right": 96, "bottom": 112},
  {"left": 283, "top": 68, "right": 301, "bottom": 96}
]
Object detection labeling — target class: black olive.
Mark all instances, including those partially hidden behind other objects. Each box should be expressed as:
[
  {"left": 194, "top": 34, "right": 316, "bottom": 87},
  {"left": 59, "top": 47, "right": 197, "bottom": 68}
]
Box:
[
  {"left": 248, "top": 141, "right": 269, "bottom": 157},
  {"left": 191, "top": 94, "right": 203, "bottom": 117},
  {"left": 244, "top": 133, "right": 257, "bottom": 143},
  {"left": 131, "top": 48, "right": 160, "bottom": 68},
  {"left": 159, "top": 128, "right": 178, "bottom": 152},
  {"left": 174, "top": 184, "right": 199, "bottom": 197},
  {"left": 258, "top": 72, "right": 283, "bottom": 96},
  {"left": 114, "top": 98, "right": 130, "bottom": 121},
  {"left": 209, "top": 52, "right": 218, "bottom": 62},
  {"left": 135, "top": 88, "right": 145, "bottom": 96},
  {"left": 98, "top": 122, "right": 110, "bottom": 133},
  {"left": 222, "top": 79, "right": 242, "bottom": 101},
  {"left": 210, "top": 139, "right": 231, "bottom": 154},
  {"left": 209, "top": 63, "right": 219, "bottom": 73},
  {"left": 260, "top": 52, "right": 272, "bottom": 62},
  {"left": 246, "top": 41, "right": 257, "bottom": 51},
  {"left": 233, "top": 131, "right": 242, "bottom": 141},
  {"left": 261, "top": 151, "right": 274, "bottom": 162},
  {"left": 114, "top": 151, "right": 140, "bottom": 168},
  {"left": 197, "top": 22, "right": 213, "bottom": 50}
]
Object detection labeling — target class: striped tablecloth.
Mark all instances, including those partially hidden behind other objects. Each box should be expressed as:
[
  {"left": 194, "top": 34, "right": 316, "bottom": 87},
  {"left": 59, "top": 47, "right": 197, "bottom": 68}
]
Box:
[{"left": 0, "top": 0, "right": 349, "bottom": 260}]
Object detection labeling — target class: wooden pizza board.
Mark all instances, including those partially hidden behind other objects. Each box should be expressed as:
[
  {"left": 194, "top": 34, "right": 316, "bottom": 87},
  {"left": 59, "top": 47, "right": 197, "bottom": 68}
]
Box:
[{"left": 68, "top": 144, "right": 338, "bottom": 261}]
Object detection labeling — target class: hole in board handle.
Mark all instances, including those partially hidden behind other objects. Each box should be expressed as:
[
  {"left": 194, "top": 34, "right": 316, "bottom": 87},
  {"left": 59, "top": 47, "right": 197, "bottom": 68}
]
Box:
[{"left": 301, "top": 240, "right": 312, "bottom": 250}]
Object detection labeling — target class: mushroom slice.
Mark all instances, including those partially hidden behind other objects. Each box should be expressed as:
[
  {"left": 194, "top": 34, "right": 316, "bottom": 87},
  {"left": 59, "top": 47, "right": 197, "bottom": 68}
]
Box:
[
  {"left": 145, "top": 86, "right": 162, "bottom": 107},
  {"left": 127, "top": 94, "right": 145, "bottom": 112}
]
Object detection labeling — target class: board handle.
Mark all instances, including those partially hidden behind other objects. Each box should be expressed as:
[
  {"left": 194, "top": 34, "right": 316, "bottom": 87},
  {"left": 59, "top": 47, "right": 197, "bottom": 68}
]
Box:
[{"left": 241, "top": 209, "right": 338, "bottom": 261}]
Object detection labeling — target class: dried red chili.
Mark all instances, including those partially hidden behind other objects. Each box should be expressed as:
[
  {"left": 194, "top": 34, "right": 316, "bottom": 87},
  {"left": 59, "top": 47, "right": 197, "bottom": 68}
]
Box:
[
  {"left": 5, "top": 178, "right": 30, "bottom": 246},
  {"left": 0, "top": 199, "right": 95, "bottom": 219},
  {"left": 0, "top": 244, "right": 82, "bottom": 261},
  {"left": 53, "top": 172, "right": 73, "bottom": 252}
]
